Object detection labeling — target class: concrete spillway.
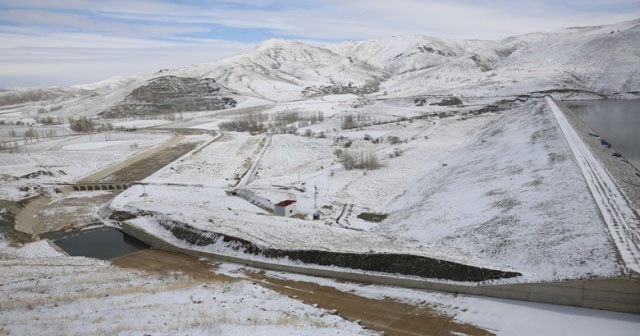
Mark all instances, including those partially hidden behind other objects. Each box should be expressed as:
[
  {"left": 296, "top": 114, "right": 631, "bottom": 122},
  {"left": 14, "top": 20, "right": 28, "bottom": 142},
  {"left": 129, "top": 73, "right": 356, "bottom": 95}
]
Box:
[{"left": 71, "top": 182, "right": 134, "bottom": 192}]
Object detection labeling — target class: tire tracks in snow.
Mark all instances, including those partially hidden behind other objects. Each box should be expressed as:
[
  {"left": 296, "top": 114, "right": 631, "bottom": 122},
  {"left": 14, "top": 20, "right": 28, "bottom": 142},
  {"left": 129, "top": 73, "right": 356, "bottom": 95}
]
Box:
[{"left": 239, "top": 134, "right": 272, "bottom": 186}]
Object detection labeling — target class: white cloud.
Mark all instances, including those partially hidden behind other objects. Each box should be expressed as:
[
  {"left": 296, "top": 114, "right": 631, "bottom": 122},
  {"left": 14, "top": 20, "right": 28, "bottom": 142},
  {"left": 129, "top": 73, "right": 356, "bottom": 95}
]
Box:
[
  {"left": 85, "top": 0, "right": 640, "bottom": 40},
  {"left": 1, "top": 0, "right": 639, "bottom": 87},
  {"left": 0, "top": 28, "right": 252, "bottom": 87}
]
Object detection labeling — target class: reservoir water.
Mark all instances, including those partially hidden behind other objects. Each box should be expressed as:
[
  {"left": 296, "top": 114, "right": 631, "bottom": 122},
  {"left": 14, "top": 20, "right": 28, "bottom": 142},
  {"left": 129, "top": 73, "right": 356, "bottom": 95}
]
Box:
[
  {"left": 567, "top": 100, "right": 640, "bottom": 170},
  {"left": 46, "top": 227, "right": 148, "bottom": 260}
]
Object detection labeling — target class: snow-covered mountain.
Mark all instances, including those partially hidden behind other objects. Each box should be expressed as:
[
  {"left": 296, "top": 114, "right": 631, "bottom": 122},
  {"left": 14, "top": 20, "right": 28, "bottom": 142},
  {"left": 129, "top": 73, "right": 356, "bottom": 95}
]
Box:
[
  {"left": 167, "top": 39, "right": 388, "bottom": 102},
  {"left": 326, "top": 35, "right": 490, "bottom": 75},
  {"left": 1, "top": 18, "right": 638, "bottom": 119},
  {"left": 382, "top": 19, "right": 640, "bottom": 98}
]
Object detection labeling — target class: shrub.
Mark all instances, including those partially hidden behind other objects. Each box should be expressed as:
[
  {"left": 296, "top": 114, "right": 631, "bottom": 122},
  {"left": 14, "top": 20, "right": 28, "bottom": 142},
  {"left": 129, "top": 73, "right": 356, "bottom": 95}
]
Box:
[
  {"left": 341, "top": 114, "right": 355, "bottom": 130},
  {"left": 434, "top": 96, "right": 463, "bottom": 106},
  {"left": 341, "top": 150, "right": 381, "bottom": 171},
  {"left": 68, "top": 116, "right": 95, "bottom": 133},
  {"left": 387, "top": 136, "right": 402, "bottom": 144},
  {"left": 219, "top": 112, "right": 272, "bottom": 133},
  {"left": 267, "top": 111, "right": 323, "bottom": 134},
  {"left": 357, "top": 212, "right": 388, "bottom": 222},
  {"left": 39, "top": 116, "right": 59, "bottom": 125},
  {"left": 23, "top": 128, "right": 38, "bottom": 139}
]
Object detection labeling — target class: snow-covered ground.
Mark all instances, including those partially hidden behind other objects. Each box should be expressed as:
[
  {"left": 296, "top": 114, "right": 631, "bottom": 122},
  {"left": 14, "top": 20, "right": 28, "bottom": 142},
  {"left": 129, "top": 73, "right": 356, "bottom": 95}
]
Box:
[
  {"left": 108, "top": 96, "right": 626, "bottom": 282},
  {"left": 1, "top": 18, "right": 639, "bottom": 334},
  {"left": 2, "top": 19, "right": 637, "bottom": 122},
  {"left": 3, "top": 237, "right": 637, "bottom": 336},
  {"left": 2, "top": 238, "right": 638, "bottom": 336},
  {"left": 379, "top": 100, "right": 622, "bottom": 281},
  {"left": 0, "top": 88, "right": 631, "bottom": 283},
  {"left": 0, "top": 131, "right": 172, "bottom": 200},
  {"left": 0, "top": 241, "right": 375, "bottom": 335},
  {"left": 254, "top": 269, "right": 640, "bottom": 336}
]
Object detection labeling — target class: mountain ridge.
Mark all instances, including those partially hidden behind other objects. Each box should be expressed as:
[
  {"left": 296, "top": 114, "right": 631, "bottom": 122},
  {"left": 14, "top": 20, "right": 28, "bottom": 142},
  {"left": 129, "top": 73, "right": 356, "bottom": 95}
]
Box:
[{"left": 0, "top": 18, "right": 638, "bottom": 119}]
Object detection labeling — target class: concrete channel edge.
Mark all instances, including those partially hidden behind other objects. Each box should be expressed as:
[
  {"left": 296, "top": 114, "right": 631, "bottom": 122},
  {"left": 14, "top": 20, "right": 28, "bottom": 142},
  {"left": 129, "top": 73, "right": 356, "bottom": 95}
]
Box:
[{"left": 121, "top": 221, "right": 640, "bottom": 314}]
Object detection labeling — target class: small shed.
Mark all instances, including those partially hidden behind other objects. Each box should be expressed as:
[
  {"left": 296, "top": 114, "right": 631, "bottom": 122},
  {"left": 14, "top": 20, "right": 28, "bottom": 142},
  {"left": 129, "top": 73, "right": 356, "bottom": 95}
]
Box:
[{"left": 274, "top": 200, "right": 296, "bottom": 217}]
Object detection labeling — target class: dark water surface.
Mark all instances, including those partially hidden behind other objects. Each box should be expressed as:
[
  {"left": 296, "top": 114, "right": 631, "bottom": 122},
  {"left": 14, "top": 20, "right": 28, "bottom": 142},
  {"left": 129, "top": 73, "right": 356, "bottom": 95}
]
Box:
[
  {"left": 50, "top": 227, "right": 148, "bottom": 260},
  {"left": 567, "top": 100, "right": 640, "bottom": 170}
]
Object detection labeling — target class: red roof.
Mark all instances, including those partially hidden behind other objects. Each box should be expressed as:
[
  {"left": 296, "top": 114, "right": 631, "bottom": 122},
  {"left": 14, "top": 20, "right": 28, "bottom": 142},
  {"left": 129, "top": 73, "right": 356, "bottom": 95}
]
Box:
[{"left": 275, "top": 200, "right": 296, "bottom": 207}]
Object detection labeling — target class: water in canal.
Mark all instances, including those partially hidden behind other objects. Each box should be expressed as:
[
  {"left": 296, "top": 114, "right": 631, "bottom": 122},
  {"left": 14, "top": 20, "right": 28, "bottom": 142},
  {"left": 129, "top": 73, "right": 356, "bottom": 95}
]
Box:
[
  {"left": 45, "top": 227, "right": 148, "bottom": 260},
  {"left": 567, "top": 100, "right": 640, "bottom": 170}
]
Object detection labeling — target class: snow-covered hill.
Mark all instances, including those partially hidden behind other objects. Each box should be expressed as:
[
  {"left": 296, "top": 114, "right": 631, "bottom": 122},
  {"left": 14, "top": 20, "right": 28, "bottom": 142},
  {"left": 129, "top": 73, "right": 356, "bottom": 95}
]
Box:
[
  {"left": 0, "top": 18, "right": 638, "bottom": 121},
  {"left": 327, "top": 35, "right": 490, "bottom": 75},
  {"left": 382, "top": 19, "right": 640, "bottom": 98},
  {"left": 165, "top": 38, "right": 388, "bottom": 102}
]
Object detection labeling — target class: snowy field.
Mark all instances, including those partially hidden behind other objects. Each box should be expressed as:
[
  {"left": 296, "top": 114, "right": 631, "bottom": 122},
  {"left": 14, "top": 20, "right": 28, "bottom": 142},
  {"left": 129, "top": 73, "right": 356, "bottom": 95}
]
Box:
[
  {"left": 0, "top": 93, "right": 630, "bottom": 282},
  {"left": 380, "top": 100, "right": 621, "bottom": 281},
  {"left": 0, "top": 241, "right": 375, "bottom": 335},
  {"left": 1, "top": 19, "right": 639, "bottom": 334},
  {"left": 3, "top": 239, "right": 638, "bottom": 336},
  {"left": 108, "top": 96, "right": 626, "bottom": 282},
  {"left": 0, "top": 131, "right": 172, "bottom": 200},
  {"left": 253, "top": 269, "right": 640, "bottom": 336}
]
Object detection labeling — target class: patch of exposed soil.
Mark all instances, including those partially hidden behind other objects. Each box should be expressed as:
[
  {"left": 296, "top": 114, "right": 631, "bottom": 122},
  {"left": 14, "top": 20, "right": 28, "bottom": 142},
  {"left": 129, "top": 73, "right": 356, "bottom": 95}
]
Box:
[
  {"left": 111, "top": 249, "right": 232, "bottom": 282},
  {"left": 14, "top": 195, "right": 49, "bottom": 235},
  {"left": 0, "top": 200, "right": 31, "bottom": 244},
  {"left": 98, "top": 142, "right": 199, "bottom": 182},
  {"left": 112, "top": 249, "right": 493, "bottom": 336},
  {"left": 246, "top": 270, "right": 494, "bottom": 336},
  {"left": 30, "top": 192, "right": 115, "bottom": 233}
]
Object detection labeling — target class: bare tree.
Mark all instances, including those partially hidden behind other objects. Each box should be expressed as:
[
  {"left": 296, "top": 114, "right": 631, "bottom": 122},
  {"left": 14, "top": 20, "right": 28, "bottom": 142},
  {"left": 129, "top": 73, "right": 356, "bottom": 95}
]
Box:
[
  {"left": 340, "top": 150, "right": 381, "bottom": 171},
  {"left": 68, "top": 116, "right": 95, "bottom": 133}
]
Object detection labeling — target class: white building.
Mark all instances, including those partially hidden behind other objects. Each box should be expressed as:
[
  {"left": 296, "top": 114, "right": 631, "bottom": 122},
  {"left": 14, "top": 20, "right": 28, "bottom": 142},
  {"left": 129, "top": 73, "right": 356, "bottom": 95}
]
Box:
[{"left": 274, "top": 200, "right": 296, "bottom": 217}]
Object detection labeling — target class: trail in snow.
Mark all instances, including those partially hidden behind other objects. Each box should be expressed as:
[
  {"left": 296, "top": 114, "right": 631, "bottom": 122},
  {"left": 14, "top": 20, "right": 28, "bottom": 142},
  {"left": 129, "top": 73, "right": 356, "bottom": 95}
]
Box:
[
  {"left": 241, "top": 134, "right": 272, "bottom": 186},
  {"left": 546, "top": 97, "right": 640, "bottom": 274}
]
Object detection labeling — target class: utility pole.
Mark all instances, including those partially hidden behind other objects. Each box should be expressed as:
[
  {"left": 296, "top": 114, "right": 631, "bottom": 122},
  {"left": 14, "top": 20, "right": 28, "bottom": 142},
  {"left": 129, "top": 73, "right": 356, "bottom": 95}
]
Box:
[{"left": 314, "top": 185, "right": 318, "bottom": 209}]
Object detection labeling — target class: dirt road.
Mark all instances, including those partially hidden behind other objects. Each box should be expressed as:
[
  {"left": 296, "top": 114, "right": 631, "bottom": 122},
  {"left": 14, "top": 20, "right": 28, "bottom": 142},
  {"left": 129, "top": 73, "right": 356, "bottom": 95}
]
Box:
[
  {"left": 112, "top": 249, "right": 233, "bottom": 282},
  {"left": 14, "top": 196, "right": 49, "bottom": 235},
  {"left": 79, "top": 133, "right": 185, "bottom": 183},
  {"left": 113, "top": 249, "right": 492, "bottom": 336}
]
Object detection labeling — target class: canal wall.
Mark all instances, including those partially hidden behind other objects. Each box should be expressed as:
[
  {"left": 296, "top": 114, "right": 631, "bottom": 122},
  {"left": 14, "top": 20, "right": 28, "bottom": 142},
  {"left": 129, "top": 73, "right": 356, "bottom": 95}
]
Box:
[{"left": 122, "top": 221, "right": 640, "bottom": 314}]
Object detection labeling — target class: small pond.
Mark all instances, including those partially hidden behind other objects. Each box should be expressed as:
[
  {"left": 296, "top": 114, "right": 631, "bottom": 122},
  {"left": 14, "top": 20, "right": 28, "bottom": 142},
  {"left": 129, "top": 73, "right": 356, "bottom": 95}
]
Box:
[
  {"left": 44, "top": 226, "right": 148, "bottom": 260},
  {"left": 566, "top": 99, "right": 640, "bottom": 170}
]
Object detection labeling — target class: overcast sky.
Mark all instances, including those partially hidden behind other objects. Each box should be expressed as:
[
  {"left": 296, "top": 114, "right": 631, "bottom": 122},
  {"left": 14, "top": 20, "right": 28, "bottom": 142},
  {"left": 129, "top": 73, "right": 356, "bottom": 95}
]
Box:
[{"left": 1, "top": 0, "right": 639, "bottom": 88}]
